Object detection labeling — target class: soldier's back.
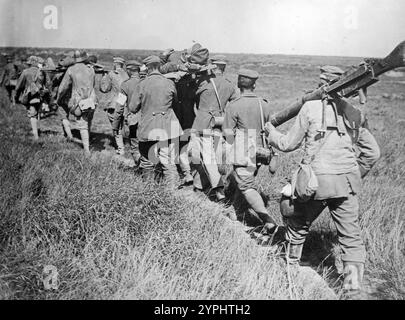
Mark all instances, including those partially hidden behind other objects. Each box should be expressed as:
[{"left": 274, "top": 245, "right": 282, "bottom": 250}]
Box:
[
  {"left": 228, "top": 93, "right": 272, "bottom": 131},
  {"left": 68, "top": 63, "right": 95, "bottom": 89}
]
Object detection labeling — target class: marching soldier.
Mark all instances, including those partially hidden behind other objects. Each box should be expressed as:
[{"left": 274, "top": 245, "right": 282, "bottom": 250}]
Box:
[
  {"left": 112, "top": 60, "right": 143, "bottom": 167},
  {"left": 190, "top": 58, "right": 238, "bottom": 201},
  {"left": 128, "top": 55, "right": 182, "bottom": 186},
  {"left": 222, "top": 69, "right": 278, "bottom": 233},
  {"left": 265, "top": 66, "right": 381, "bottom": 296},
  {"left": 160, "top": 47, "right": 196, "bottom": 186},
  {"left": 56, "top": 50, "right": 97, "bottom": 155},
  {"left": 0, "top": 54, "right": 19, "bottom": 104},
  {"left": 100, "top": 56, "right": 129, "bottom": 155},
  {"left": 15, "top": 56, "right": 49, "bottom": 141}
]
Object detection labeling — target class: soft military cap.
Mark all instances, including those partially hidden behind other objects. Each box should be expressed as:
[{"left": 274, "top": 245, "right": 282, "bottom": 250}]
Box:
[
  {"left": 238, "top": 68, "right": 259, "bottom": 79},
  {"left": 142, "top": 55, "right": 161, "bottom": 65},
  {"left": 320, "top": 65, "right": 344, "bottom": 82},
  {"left": 87, "top": 55, "right": 98, "bottom": 64},
  {"left": 113, "top": 56, "right": 125, "bottom": 64},
  {"left": 126, "top": 60, "right": 142, "bottom": 70},
  {"left": 211, "top": 54, "right": 227, "bottom": 65}
]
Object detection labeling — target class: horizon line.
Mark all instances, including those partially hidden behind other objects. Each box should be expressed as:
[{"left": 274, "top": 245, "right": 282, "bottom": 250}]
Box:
[{"left": 0, "top": 45, "right": 371, "bottom": 60}]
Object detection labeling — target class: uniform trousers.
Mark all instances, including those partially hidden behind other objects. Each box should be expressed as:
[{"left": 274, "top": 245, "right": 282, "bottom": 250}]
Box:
[{"left": 285, "top": 192, "right": 366, "bottom": 264}]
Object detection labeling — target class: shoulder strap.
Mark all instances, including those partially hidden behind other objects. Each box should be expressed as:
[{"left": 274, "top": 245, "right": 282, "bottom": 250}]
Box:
[
  {"left": 258, "top": 98, "right": 267, "bottom": 147},
  {"left": 210, "top": 78, "right": 222, "bottom": 112}
]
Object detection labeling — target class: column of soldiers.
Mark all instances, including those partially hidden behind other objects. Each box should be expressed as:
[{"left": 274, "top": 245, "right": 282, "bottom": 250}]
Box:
[{"left": 0, "top": 44, "right": 381, "bottom": 298}]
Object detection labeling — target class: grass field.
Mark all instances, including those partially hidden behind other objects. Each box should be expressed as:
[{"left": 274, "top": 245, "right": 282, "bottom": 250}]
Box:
[{"left": 0, "top": 47, "right": 404, "bottom": 300}]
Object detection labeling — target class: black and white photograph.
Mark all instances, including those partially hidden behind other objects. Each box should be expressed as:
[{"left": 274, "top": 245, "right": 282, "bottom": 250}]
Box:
[{"left": 0, "top": 0, "right": 404, "bottom": 305}]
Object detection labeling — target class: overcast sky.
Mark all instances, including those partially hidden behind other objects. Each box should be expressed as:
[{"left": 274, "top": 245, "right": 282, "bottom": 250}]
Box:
[{"left": 0, "top": 0, "right": 404, "bottom": 57}]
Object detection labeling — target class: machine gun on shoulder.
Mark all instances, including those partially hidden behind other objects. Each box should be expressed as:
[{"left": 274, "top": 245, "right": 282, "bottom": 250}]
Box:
[{"left": 270, "top": 41, "right": 405, "bottom": 127}]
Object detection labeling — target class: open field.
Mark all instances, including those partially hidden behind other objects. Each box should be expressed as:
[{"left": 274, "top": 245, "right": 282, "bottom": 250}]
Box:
[{"left": 0, "top": 47, "right": 404, "bottom": 300}]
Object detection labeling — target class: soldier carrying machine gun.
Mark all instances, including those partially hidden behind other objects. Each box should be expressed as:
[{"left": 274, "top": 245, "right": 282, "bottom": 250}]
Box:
[{"left": 262, "top": 40, "right": 404, "bottom": 297}]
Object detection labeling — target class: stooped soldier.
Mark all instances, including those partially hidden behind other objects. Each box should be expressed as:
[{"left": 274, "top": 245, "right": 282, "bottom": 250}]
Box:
[
  {"left": 222, "top": 69, "right": 278, "bottom": 234},
  {"left": 128, "top": 55, "right": 182, "bottom": 186},
  {"left": 14, "top": 56, "right": 50, "bottom": 141},
  {"left": 100, "top": 56, "right": 129, "bottom": 155},
  {"left": 264, "top": 66, "right": 381, "bottom": 296},
  {"left": 189, "top": 56, "right": 238, "bottom": 201},
  {"left": 112, "top": 60, "right": 143, "bottom": 167},
  {"left": 56, "top": 50, "right": 97, "bottom": 155}
]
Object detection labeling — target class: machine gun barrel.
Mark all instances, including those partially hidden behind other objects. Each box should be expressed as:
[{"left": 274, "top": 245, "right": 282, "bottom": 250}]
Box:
[{"left": 270, "top": 41, "right": 405, "bottom": 127}]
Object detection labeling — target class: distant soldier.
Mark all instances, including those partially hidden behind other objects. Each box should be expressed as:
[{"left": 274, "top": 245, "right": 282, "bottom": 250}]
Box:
[
  {"left": 190, "top": 58, "right": 238, "bottom": 201},
  {"left": 128, "top": 55, "right": 182, "bottom": 186},
  {"left": 265, "top": 66, "right": 381, "bottom": 296},
  {"left": 56, "top": 50, "right": 97, "bottom": 155},
  {"left": 100, "top": 56, "right": 129, "bottom": 155},
  {"left": 112, "top": 60, "right": 143, "bottom": 167},
  {"left": 15, "top": 56, "right": 49, "bottom": 140},
  {"left": 0, "top": 55, "right": 19, "bottom": 104},
  {"left": 222, "top": 69, "right": 278, "bottom": 233}
]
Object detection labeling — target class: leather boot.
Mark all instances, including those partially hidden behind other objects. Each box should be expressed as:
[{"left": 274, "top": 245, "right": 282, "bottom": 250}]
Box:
[
  {"left": 243, "top": 189, "right": 277, "bottom": 230},
  {"left": 62, "top": 119, "right": 73, "bottom": 141},
  {"left": 212, "top": 186, "right": 226, "bottom": 202},
  {"left": 80, "top": 129, "right": 90, "bottom": 155},
  {"left": 30, "top": 117, "right": 39, "bottom": 140},
  {"left": 114, "top": 132, "right": 125, "bottom": 155},
  {"left": 286, "top": 242, "right": 303, "bottom": 265},
  {"left": 343, "top": 262, "right": 364, "bottom": 292}
]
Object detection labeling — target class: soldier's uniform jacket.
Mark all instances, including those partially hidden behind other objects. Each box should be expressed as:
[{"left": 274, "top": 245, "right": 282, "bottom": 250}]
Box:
[
  {"left": 223, "top": 92, "right": 273, "bottom": 167},
  {"left": 192, "top": 74, "right": 238, "bottom": 132},
  {"left": 267, "top": 99, "right": 380, "bottom": 200},
  {"left": 100, "top": 68, "right": 129, "bottom": 109},
  {"left": 112, "top": 74, "right": 142, "bottom": 131},
  {"left": 56, "top": 62, "right": 96, "bottom": 110},
  {"left": 129, "top": 70, "right": 182, "bottom": 142},
  {"left": 0, "top": 62, "right": 19, "bottom": 86},
  {"left": 15, "top": 66, "right": 47, "bottom": 105}
]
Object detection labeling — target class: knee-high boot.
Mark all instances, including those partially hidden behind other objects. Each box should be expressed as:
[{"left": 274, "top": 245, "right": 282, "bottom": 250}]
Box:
[
  {"left": 30, "top": 117, "right": 39, "bottom": 140},
  {"left": 114, "top": 132, "right": 125, "bottom": 155},
  {"left": 80, "top": 129, "right": 90, "bottom": 155},
  {"left": 62, "top": 119, "right": 73, "bottom": 140},
  {"left": 343, "top": 262, "right": 364, "bottom": 292}
]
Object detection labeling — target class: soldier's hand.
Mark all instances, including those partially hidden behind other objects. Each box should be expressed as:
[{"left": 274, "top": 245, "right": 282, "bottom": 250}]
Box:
[{"left": 264, "top": 122, "right": 275, "bottom": 136}]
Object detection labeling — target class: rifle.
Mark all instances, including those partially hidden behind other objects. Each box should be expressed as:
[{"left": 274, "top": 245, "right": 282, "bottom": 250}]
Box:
[{"left": 270, "top": 41, "right": 405, "bottom": 127}]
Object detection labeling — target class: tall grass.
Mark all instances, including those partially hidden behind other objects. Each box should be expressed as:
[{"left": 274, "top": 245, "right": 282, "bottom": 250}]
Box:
[
  {"left": 0, "top": 91, "right": 336, "bottom": 300},
  {"left": 1, "top": 48, "right": 404, "bottom": 300}
]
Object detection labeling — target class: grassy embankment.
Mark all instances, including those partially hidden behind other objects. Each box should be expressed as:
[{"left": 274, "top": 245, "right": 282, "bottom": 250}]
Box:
[{"left": 0, "top": 90, "right": 334, "bottom": 300}]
